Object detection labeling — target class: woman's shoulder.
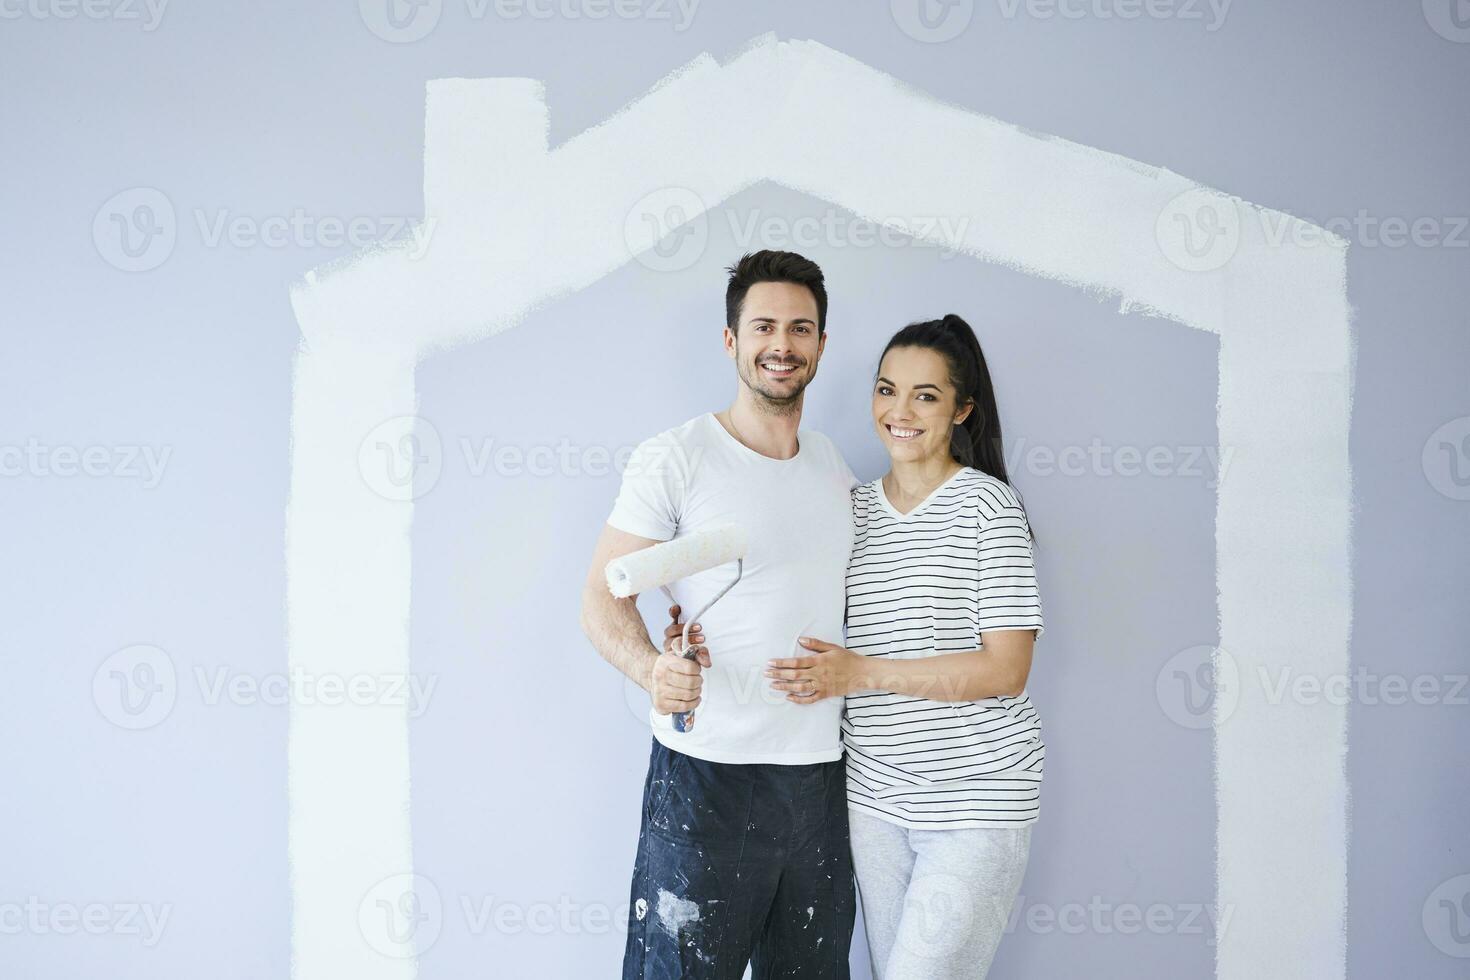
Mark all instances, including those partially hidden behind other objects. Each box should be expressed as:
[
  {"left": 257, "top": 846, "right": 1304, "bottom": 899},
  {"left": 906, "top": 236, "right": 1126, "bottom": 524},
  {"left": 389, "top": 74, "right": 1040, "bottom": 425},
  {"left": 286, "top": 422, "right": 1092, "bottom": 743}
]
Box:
[
  {"left": 849, "top": 476, "right": 882, "bottom": 499},
  {"left": 953, "top": 468, "right": 1025, "bottom": 515}
]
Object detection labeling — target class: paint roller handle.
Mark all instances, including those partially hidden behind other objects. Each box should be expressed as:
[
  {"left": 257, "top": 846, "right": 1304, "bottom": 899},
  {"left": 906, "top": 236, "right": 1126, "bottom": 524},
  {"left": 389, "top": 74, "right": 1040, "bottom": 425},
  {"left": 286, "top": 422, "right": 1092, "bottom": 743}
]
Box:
[
  {"left": 650, "top": 597, "right": 707, "bottom": 731},
  {"left": 661, "top": 558, "right": 743, "bottom": 732},
  {"left": 671, "top": 618, "right": 701, "bottom": 734}
]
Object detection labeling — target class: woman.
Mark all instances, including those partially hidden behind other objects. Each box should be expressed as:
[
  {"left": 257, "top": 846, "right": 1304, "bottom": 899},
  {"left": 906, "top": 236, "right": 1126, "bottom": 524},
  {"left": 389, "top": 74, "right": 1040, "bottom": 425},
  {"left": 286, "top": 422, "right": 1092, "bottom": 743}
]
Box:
[{"left": 666, "top": 313, "right": 1045, "bottom": 979}]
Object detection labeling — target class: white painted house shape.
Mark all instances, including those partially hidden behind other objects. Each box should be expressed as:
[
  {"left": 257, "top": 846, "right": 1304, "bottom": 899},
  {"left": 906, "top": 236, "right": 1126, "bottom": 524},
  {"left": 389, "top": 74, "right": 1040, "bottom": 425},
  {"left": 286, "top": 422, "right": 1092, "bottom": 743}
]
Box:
[{"left": 286, "top": 34, "right": 1352, "bottom": 980}]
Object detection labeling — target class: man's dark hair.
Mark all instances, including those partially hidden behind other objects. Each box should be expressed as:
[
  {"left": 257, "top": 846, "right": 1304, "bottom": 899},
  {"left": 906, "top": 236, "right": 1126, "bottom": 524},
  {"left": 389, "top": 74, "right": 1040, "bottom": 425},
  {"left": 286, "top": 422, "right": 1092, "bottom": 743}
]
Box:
[{"left": 724, "top": 250, "right": 828, "bottom": 336}]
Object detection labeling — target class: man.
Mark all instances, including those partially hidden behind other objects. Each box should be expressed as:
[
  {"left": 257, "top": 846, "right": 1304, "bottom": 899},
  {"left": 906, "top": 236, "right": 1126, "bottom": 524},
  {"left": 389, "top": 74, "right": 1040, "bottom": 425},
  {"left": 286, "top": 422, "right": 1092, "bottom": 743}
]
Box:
[{"left": 580, "top": 250, "right": 859, "bottom": 979}]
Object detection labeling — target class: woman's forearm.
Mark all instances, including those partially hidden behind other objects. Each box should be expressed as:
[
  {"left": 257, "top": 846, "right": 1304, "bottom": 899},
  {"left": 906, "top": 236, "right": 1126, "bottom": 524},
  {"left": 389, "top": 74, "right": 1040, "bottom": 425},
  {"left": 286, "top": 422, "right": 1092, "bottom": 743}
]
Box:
[{"left": 852, "top": 649, "right": 1024, "bottom": 702}]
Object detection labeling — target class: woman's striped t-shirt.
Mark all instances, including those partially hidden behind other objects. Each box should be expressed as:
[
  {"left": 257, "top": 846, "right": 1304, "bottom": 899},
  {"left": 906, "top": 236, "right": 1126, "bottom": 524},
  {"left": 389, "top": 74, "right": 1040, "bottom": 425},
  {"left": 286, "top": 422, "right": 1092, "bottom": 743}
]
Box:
[{"left": 842, "top": 467, "right": 1046, "bottom": 831}]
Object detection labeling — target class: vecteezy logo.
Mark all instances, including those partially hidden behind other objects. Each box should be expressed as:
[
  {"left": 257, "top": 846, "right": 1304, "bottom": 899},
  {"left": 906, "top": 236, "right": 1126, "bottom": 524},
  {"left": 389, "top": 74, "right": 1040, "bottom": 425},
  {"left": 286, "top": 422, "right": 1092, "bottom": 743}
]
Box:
[
  {"left": 1423, "top": 0, "right": 1470, "bottom": 42},
  {"left": 896, "top": 871, "right": 974, "bottom": 958},
  {"left": 1423, "top": 416, "right": 1470, "bottom": 501},
  {"left": 93, "top": 644, "right": 178, "bottom": 730},
  {"left": 1157, "top": 644, "right": 1239, "bottom": 729},
  {"left": 359, "top": 872, "right": 443, "bottom": 958},
  {"left": 624, "top": 187, "right": 709, "bottom": 273},
  {"left": 1155, "top": 188, "right": 1242, "bottom": 273},
  {"left": 890, "top": 0, "right": 975, "bottom": 43},
  {"left": 1423, "top": 873, "right": 1470, "bottom": 957},
  {"left": 358, "top": 416, "right": 443, "bottom": 502},
  {"left": 93, "top": 188, "right": 176, "bottom": 272},
  {"left": 359, "top": 0, "right": 443, "bottom": 43}
]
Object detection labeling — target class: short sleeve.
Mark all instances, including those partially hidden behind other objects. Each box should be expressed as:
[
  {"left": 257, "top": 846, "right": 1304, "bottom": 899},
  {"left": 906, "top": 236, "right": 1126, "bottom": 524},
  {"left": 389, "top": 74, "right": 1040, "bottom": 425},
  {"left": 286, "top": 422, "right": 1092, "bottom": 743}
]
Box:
[
  {"left": 606, "top": 433, "right": 687, "bottom": 542},
  {"left": 974, "top": 482, "right": 1044, "bottom": 641}
]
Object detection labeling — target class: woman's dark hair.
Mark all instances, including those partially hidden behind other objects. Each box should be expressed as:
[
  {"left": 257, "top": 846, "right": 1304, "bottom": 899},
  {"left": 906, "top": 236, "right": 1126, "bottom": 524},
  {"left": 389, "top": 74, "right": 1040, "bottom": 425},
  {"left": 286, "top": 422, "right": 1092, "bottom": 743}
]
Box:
[
  {"left": 878, "top": 313, "right": 1036, "bottom": 542},
  {"left": 725, "top": 250, "right": 828, "bottom": 335}
]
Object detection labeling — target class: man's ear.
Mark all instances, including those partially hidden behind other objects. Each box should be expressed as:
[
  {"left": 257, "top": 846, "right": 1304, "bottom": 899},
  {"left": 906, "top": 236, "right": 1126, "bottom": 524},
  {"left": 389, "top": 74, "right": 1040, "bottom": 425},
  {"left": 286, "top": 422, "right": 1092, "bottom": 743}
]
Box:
[{"left": 722, "top": 325, "right": 737, "bottom": 359}]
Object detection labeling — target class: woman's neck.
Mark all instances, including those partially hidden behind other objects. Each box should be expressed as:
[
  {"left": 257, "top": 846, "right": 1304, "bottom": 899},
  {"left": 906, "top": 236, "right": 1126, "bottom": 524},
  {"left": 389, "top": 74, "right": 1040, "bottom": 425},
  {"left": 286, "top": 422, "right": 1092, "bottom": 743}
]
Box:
[{"left": 884, "top": 455, "right": 966, "bottom": 506}]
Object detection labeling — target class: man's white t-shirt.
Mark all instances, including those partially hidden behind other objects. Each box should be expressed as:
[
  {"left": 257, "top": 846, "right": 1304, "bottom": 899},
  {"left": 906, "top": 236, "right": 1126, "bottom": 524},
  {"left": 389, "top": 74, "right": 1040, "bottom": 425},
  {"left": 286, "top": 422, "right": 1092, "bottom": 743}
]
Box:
[{"left": 607, "top": 412, "right": 858, "bottom": 765}]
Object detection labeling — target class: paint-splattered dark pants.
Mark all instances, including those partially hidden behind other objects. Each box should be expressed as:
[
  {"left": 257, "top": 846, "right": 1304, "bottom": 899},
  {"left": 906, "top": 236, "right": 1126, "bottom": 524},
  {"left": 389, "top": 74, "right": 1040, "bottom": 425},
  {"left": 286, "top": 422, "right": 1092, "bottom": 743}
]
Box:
[{"left": 622, "top": 736, "right": 856, "bottom": 979}]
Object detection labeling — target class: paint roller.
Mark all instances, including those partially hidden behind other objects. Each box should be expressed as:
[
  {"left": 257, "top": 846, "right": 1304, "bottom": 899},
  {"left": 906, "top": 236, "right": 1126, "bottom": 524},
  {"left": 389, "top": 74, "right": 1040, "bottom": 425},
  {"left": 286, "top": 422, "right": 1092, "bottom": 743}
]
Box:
[{"left": 605, "top": 524, "right": 747, "bottom": 732}]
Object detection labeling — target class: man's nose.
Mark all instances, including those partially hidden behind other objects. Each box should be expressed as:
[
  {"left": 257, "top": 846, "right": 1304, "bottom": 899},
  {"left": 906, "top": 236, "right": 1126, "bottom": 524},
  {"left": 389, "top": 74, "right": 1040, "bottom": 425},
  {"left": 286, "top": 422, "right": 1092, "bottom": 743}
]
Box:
[{"left": 778, "top": 329, "right": 809, "bottom": 355}]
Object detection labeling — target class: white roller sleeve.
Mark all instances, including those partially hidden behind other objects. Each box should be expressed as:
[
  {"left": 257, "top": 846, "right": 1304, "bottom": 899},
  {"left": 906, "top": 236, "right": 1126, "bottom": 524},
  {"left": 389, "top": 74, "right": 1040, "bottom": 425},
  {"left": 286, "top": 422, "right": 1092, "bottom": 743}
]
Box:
[{"left": 605, "top": 524, "right": 748, "bottom": 598}]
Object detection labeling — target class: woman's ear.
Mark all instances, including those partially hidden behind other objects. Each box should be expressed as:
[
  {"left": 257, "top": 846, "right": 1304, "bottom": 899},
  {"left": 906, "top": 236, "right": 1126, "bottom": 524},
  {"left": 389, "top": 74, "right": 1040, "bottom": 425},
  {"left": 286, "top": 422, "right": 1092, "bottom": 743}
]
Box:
[{"left": 954, "top": 398, "right": 975, "bottom": 425}]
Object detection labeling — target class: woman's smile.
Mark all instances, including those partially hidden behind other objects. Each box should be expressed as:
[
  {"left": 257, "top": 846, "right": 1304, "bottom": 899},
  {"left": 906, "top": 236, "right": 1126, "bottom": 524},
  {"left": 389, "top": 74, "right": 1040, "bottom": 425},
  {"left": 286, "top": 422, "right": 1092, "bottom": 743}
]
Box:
[{"left": 884, "top": 424, "right": 925, "bottom": 441}]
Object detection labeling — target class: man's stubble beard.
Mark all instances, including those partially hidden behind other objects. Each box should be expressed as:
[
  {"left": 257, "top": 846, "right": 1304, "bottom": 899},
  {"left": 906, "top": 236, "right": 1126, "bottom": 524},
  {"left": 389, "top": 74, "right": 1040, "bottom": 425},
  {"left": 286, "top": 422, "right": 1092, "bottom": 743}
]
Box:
[{"left": 734, "top": 342, "right": 818, "bottom": 418}]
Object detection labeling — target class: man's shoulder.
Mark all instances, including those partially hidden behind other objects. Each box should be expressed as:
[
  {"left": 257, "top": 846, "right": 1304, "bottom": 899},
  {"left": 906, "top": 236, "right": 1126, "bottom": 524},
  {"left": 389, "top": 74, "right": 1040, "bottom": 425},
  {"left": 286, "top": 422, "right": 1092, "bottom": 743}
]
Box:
[
  {"left": 618, "top": 415, "right": 714, "bottom": 489},
  {"left": 799, "top": 427, "right": 857, "bottom": 482},
  {"left": 798, "top": 426, "right": 844, "bottom": 461},
  {"left": 632, "top": 412, "right": 713, "bottom": 451}
]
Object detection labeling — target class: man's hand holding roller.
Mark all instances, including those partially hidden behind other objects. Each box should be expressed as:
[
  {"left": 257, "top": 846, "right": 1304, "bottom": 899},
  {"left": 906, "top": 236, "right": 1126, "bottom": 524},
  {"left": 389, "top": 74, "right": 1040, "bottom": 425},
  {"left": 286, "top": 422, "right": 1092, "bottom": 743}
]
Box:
[{"left": 651, "top": 603, "right": 710, "bottom": 720}]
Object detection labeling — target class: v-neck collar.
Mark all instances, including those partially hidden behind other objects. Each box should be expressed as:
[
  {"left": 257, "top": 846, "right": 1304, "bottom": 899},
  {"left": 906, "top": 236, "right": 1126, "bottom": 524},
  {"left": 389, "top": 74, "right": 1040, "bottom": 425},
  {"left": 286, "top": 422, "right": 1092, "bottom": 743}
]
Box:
[{"left": 875, "top": 467, "right": 971, "bottom": 520}]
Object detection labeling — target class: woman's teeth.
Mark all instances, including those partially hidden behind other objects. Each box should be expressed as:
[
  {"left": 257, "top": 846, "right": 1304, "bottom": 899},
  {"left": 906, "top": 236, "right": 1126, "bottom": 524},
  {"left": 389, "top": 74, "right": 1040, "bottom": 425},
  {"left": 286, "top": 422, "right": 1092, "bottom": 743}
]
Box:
[{"left": 887, "top": 425, "right": 924, "bottom": 440}]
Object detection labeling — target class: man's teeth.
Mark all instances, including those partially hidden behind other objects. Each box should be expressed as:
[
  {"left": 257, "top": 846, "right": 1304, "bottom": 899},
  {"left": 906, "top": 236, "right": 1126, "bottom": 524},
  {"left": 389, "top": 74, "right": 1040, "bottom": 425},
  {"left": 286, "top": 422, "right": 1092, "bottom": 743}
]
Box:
[
  {"left": 888, "top": 425, "right": 923, "bottom": 439},
  {"left": 762, "top": 363, "right": 796, "bottom": 373}
]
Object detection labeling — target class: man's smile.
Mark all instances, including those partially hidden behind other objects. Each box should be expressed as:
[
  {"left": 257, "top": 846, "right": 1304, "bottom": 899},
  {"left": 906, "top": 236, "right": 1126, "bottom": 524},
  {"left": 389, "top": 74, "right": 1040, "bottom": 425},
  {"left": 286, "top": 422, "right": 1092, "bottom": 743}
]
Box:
[{"left": 759, "top": 360, "right": 801, "bottom": 378}]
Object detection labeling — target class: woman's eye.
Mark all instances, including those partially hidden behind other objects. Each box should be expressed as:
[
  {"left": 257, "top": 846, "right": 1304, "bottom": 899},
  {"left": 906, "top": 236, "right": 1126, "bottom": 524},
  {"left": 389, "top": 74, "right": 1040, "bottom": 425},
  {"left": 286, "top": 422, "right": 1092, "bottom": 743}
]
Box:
[{"left": 877, "top": 386, "right": 893, "bottom": 396}]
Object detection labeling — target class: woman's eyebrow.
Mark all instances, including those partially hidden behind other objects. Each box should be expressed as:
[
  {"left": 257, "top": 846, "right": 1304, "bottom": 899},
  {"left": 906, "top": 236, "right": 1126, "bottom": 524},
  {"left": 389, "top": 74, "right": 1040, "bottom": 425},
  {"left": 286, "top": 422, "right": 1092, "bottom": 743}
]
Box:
[{"left": 876, "top": 375, "right": 941, "bottom": 391}]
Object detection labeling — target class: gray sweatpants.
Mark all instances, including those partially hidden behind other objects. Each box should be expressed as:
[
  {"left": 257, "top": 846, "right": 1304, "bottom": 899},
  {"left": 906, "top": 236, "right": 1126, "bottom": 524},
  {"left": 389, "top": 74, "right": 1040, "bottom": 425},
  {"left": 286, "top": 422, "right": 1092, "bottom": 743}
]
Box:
[{"left": 848, "top": 808, "right": 1032, "bottom": 980}]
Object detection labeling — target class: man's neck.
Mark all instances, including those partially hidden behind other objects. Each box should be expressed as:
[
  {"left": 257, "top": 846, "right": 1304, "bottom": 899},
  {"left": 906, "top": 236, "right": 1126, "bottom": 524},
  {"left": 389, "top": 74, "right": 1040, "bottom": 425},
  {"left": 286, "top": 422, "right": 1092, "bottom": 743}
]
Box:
[{"left": 719, "top": 395, "right": 802, "bottom": 460}]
